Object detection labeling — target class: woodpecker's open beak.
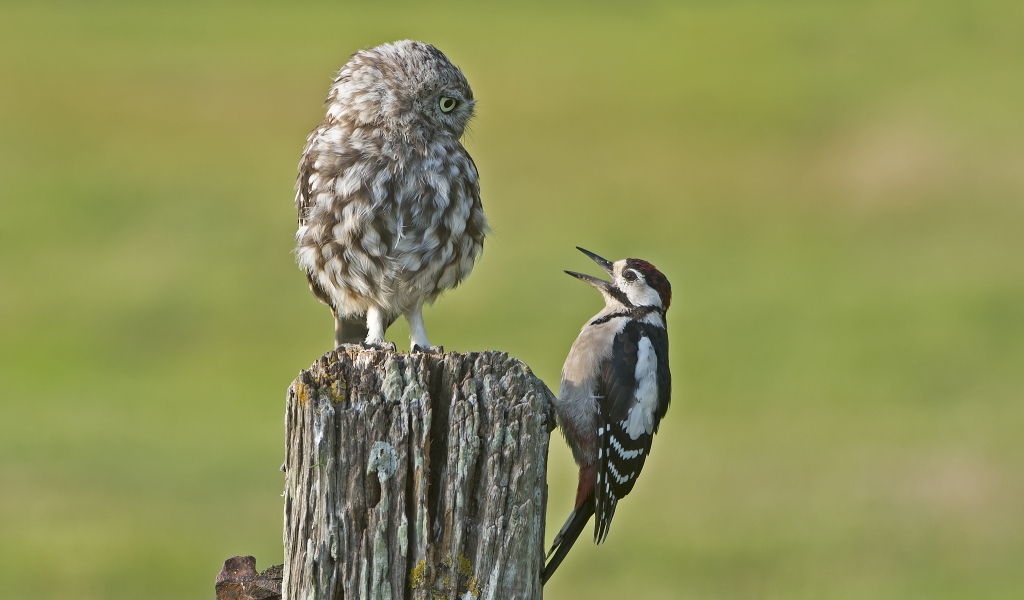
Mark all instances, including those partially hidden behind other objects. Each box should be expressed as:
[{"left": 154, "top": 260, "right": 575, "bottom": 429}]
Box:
[{"left": 565, "top": 247, "right": 615, "bottom": 290}]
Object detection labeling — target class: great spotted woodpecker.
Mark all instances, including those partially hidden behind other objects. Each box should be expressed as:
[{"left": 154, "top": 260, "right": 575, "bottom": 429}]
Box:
[{"left": 542, "top": 247, "right": 672, "bottom": 584}]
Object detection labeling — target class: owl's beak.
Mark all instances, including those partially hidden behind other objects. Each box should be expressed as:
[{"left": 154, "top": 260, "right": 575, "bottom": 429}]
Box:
[{"left": 565, "top": 247, "right": 615, "bottom": 290}]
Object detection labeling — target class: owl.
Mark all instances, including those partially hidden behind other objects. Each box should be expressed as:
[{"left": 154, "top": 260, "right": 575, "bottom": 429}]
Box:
[{"left": 294, "top": 40, "right": 489, "bottom": 351}]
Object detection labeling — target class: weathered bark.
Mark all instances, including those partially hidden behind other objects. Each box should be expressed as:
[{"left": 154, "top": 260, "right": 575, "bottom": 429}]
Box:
[
  {"left": 216, "top": 556, "right": 283, "bottom": 600},
  {"left": 282, "top": 347, "right": 556, "bottom": 600}
]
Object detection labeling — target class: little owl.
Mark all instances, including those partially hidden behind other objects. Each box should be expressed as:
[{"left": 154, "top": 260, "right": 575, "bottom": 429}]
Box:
[{"left": 294, "top": 40, "right": 489, "bottom": 351}]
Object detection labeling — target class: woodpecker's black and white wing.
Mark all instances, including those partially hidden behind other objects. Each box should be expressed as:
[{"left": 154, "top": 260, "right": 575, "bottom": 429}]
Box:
[{"left": 593, "top": 318, "right": 670, "bottom": 543}]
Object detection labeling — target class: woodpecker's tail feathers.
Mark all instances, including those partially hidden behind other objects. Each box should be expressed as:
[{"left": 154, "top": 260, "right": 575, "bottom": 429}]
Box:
[
  {"left": 594, "top": 496, "right": 619, "bottom": 544},
  {"left": 542, "top": 499, "right": 595, "bottom": 585}
]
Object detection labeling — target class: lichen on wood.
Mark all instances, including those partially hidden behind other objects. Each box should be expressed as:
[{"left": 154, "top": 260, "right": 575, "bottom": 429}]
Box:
[{"left": 282, "top": 348, "right": 555, "bottom": 600}]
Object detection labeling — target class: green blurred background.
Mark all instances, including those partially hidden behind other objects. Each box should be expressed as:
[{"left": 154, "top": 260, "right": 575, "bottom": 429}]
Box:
[{"left": 2, "top": 1, "right": 1022, "bottom": 598}]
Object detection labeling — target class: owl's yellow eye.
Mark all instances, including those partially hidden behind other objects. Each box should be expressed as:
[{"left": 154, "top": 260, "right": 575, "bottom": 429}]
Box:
[{"left": 439, "top": 97, "right": 457, "bottom": 113}]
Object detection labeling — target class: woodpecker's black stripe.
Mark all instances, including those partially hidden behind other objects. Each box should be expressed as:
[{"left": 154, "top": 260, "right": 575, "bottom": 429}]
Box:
[
  {"left": 589, "top": 306, "right": 665, "bottom": 327},
  {"left": 631, "top": 306, "right": 666, "bottom": 325},
  {"left": 606, "top": 287, "right": 633, "bottom": 308},
  {"left": 592, "top": 319, "right": 671, "bottom": 544},
  {"left": 589, "top": 311, "right": 629, "bottom": 326}
]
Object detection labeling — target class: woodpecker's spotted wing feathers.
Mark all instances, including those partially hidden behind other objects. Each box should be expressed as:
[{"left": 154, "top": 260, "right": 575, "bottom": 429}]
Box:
[{"left": 593, "top": 319, "right": 670, "bottom": 543}]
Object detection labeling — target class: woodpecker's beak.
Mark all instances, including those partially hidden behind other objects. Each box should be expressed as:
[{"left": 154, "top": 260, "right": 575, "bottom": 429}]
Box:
[{"left": 565, "top": 247, "right": 615, "bottom": 290}]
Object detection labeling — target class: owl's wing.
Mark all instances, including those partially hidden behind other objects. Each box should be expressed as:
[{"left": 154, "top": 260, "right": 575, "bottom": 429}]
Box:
[
  {"left": 295, "top": 122, "right": 328, "bottom": 226},
  {"left": 294, "top": 119, "right": 395, "bottom": 306}
]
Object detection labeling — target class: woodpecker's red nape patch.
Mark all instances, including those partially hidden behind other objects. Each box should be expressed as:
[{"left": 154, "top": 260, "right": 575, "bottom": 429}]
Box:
[{"left": 626, "top": 259, "right": 672, "bottom": 308}]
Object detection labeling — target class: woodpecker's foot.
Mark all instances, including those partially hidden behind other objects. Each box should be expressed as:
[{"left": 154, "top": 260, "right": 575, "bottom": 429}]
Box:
[
  {"left": 411, "top": 344, "right": 444, "bottom": 355},
  {"left": 360, "top": 341, "right": 397, "bottom": 353}
]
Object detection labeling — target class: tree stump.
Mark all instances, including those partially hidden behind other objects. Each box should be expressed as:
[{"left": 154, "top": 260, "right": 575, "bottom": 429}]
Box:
[{"left": 282, "top": 347, "right": 556, "bottom": 600}]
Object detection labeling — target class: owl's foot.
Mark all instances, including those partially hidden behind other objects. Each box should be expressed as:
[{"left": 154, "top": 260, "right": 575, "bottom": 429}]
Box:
[
  {"left": 360, "top": 341, "right": 398, "bottom": 353},
  {"left": 411, "top": 344, "right": 444, "bottom": 355},
  {"left": 405, "top": 305, "right": 435, "bottom": 353}
]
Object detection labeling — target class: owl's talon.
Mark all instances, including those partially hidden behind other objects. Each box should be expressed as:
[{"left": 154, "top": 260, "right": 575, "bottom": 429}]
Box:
[
  {"left": 412, "top": 344, "right": 444, "bottom": 355},
  {"left": 360, "top": 341, "right": 397, "bottom": 353}
]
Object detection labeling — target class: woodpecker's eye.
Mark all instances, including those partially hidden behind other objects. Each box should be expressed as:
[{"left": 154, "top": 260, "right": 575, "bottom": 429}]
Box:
[
  {"left": 439, "top": 97, "right": 457, "bottom": 113},
  {"left": 623, "top": 270, "right": 638, "bottom": 282}
]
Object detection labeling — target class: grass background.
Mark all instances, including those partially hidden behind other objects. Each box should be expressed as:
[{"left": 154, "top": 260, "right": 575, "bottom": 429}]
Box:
[{"left": 1, "top": 1, "right": 1023, "bottom": 598}]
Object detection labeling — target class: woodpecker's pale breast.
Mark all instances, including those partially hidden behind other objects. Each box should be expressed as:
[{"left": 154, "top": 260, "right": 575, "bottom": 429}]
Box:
[{"left": 556, "top": 309, "right": 627, "bottom": 466}]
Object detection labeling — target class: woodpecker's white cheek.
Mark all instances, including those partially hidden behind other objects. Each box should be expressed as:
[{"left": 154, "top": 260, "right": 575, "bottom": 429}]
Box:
[
  {"left": 624, "top": 284, "right": 663, "bottom": 308},
  {"left": 625, "top": 336, "right": 658, "bottom": 439}
]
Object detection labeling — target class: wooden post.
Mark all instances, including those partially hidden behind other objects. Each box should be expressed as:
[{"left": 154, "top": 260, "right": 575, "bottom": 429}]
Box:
[{"left": 282, "top": 348, "right": 556, "bottom": 600}]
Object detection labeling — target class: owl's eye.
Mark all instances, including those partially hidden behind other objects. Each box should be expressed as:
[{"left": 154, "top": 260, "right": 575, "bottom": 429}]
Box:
[
  {"left": 623, "top": 270, "right": 638, "bottom": 282},
  {"left": 439, "top": 97, "right": 457, "bottom": 113}
]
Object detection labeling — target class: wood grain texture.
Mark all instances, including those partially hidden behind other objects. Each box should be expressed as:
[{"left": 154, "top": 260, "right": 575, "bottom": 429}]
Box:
[{"left": 283, "top": 348, "right": 556, "bottom": 600}]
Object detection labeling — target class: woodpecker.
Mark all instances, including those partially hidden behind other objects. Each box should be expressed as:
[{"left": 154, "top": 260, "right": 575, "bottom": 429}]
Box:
[{"left": 542, "top": 247, "right": 672, "bottom": 584}]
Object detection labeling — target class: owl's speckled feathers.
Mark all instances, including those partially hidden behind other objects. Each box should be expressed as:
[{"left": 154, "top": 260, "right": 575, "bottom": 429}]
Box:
[{"left": 294, "top": 40, "right": 489, "bottom": 349}]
